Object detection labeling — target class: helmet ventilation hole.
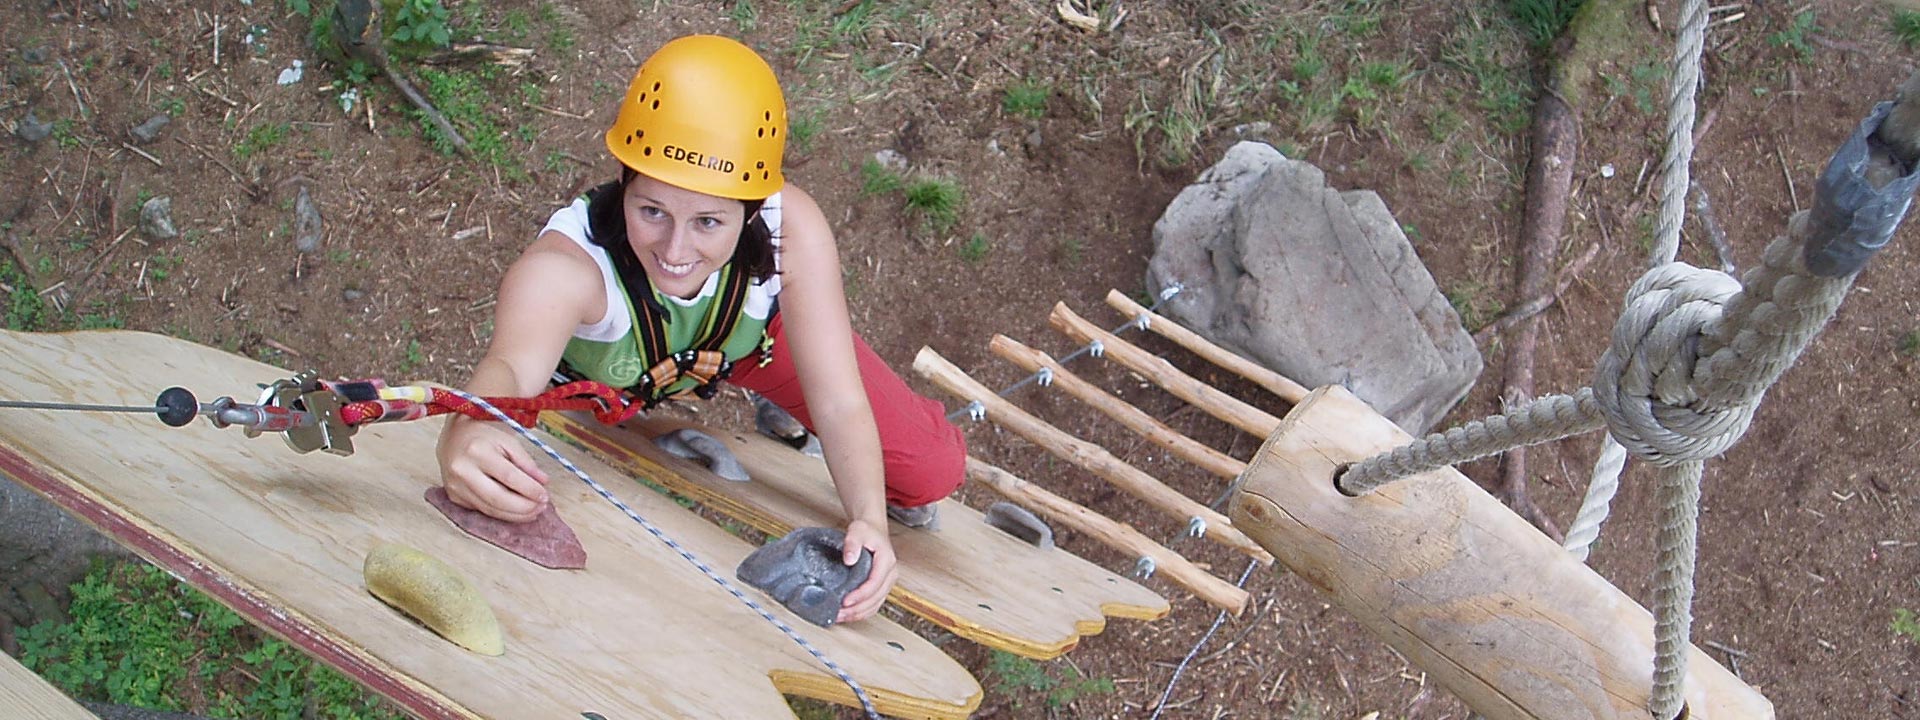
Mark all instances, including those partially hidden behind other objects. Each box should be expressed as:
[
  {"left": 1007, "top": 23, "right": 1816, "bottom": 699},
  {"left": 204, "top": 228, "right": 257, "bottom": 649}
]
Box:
[
  {"left": 771, "top": 127, "right": 779, "bottom": 136},
  {"left": 643, "top": 146, "right": 653, "bottom": 157},
  {"left": 741, "top": 172, "right": 751, "bottom": 182},
  {"left": 653, "top": 81, "right": 662, "bottom": 92},
  {"left": 757, "top": 128, "right": 765, "bottom": 138},
  {"left": 756, "top": 161, "right": 765, "bottom": 169},
  {"left": 764, "top": 111, "right": 772, "bottom": 121},
  {"left": 638, "top": 92, "right": 648, "bottom": 103},
  {"left": 651, "top": 100, "right": 660, "bottom": 110},
  {"left": 761, "top": 171, "right": 770, "bottom": 180}
]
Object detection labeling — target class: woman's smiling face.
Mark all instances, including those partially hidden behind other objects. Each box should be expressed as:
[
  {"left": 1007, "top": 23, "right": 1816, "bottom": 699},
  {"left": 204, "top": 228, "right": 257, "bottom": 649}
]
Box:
[{"left": 622, "top": 172, "right": 748, "bottom": 299}]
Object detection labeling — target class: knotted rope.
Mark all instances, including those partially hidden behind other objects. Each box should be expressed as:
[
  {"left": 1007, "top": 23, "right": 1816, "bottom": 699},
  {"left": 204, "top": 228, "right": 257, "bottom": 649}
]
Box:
[{"left": 1337, "top": 35, "right": 1920, "bottom": 720}]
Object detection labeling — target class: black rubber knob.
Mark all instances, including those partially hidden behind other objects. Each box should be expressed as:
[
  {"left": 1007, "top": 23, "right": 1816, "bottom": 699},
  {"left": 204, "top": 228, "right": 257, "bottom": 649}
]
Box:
[{"left": 155, "top": 387, "right": 198, "bottom": 427}]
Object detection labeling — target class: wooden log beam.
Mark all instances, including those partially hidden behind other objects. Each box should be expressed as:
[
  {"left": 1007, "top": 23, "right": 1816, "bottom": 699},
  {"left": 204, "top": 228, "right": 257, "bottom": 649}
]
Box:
[
  {"left": 914, "top": 347, "right": 1273, "bottom": 566},
  {"left": 1229, "top": 386, "right": 1773, "bottom": 719},
  {"left": 1049, "top": 302, "right": 1282, "bottom": 437},
  {"left": 989, "top": 334, "right": 1246, "bottom": 481},
  {"left": 1104, "top": 289, "right": 1309, "bottom": 404},
  {"left": 965, "top": 457, "right": 1249, "bottom": 614}
]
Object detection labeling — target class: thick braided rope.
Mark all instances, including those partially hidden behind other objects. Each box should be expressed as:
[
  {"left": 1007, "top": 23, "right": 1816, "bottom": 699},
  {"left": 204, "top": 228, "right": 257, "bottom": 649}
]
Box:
[
  {"left": 1650, "top": 0, "right": 1709, "bottom": 267},
  {"left": 439, "top": 389, "right": 882, "bottom": 719},
  {"left": 1648, "top": 461, "right": 1704, "bottom": 719},
  {"left": 1697, "top": 217, "right": 1859, "bottom": 405},
  {"left": 1335, "top": 390, "right": 1603, "bottom": 495},
  {"left": 1561, "top": 436, "right": 1626, "bottom": 562},
  {"left": 1565, "top": 0, "right": 1710, "bottom": 563}
]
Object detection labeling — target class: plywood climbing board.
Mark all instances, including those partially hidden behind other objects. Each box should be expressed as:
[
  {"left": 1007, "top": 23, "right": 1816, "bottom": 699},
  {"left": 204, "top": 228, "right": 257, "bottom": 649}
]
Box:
[
  {"left": 0, "top": 330, "right": 981, "bottom": 720},
  {"left": 1, "top": 652, "right": 100, "bottom": 720},
  {"left": 542, "top": 413, "right": 1169, "bottom": 660}
]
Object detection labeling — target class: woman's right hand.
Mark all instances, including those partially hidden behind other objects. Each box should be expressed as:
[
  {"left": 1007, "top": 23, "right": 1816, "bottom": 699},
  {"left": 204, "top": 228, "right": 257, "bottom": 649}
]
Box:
[{"left": 436, "top": 416, "right": 552, "bottom": 523}]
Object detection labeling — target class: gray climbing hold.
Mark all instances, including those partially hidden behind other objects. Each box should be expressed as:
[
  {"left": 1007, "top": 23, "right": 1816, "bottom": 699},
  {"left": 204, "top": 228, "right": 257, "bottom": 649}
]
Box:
[
  {"left": 983, "top": 502, "right": 1053, "bottom": 550},
  {"left": 736, "top": 527, "right": 871, "bottom": 628},
  {"left": 751, "top": 392, "right": 811, "bottom": 451},
  {"left": 653, "top": 428, "right": 749, "bottom": 482}
]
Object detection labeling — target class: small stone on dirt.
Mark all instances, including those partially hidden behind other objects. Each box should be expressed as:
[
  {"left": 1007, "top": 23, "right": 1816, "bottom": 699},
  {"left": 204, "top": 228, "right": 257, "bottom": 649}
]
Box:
[
  {"left": 129, "top": 114, "right": 170, "bottom": 144},
  {"left": 15, "top": 111, "right": 53, "bottom": 143},
  {"left": 343, "top": 288, "right": 365, "bottom": 301},
  {"left": 874, "top": 148, "right": 909, "bottom": 174},
  {"left": 20, "top": 46, "right": 49, "bottom": 64},
  {"left": 140, "top": 196, "right": 178, "bottom": 240},
  {"left": 293, "top": 185, "right": 324, "bottom": 254}
]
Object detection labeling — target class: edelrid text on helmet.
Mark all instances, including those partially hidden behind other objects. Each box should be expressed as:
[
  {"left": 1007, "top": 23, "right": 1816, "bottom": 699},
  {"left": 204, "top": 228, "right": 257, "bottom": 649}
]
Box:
[{"left": 605, "top": 35, "right": 786, "bottom": 200}]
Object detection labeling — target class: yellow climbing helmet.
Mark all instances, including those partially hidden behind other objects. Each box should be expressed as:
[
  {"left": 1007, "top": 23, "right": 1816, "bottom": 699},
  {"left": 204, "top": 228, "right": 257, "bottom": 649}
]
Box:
[{"left": 605, "top": 35, "right": 787, "bottom": 200}]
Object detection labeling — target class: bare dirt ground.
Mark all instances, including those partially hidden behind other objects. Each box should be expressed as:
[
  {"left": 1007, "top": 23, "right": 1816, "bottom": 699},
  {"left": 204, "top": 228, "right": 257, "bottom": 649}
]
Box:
[{"left": 2, "top": 0, "right": 1916, "bottom": 717}]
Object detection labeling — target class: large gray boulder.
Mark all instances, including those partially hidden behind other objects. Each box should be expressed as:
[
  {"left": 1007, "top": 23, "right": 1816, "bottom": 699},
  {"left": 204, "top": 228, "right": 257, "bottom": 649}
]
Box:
[{"left": 1146, "top": 142, "right": 1481, "bottom": 434}]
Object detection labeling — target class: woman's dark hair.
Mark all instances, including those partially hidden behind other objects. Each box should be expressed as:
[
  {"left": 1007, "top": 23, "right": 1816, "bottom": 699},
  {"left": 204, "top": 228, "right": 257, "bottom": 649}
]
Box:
[{"left": 583, "top": 167, "right": 780, "bottom": 287}]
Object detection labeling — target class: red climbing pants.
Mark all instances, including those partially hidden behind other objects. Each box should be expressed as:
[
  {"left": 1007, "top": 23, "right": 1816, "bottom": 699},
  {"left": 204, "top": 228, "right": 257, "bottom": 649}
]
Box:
[{"left": 728, "top": 313, "right": 967, "bottom": 508}]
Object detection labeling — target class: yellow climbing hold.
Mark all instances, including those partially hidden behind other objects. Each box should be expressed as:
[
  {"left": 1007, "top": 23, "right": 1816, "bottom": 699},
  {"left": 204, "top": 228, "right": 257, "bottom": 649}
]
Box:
[{"left": 363, "top": 541, "right": 505, "bottom": 656}]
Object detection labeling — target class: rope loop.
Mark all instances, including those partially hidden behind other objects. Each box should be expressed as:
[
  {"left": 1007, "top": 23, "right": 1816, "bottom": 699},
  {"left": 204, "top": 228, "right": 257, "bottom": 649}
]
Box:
[{"left": 1591, "top": 263, "right": 1754, "bottom": 467}]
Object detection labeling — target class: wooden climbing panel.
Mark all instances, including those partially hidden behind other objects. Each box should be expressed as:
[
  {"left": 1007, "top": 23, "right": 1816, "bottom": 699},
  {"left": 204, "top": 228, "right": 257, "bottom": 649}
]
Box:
[
  {"left": 0, "top": 330, "right": 981, "bottom": 720},
  {"left": 543, "top": 413, "right": 1169, "bottom": 660},
  {"left": 1, "top": 652, "right": 100, "bottom": 720}
]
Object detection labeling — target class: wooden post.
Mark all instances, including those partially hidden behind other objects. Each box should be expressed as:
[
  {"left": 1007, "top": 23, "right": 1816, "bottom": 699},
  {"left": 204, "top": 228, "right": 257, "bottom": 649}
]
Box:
[
  {"left": 966, "top": 458, "right": 1250, "bottom": 614},
  {"left": 1050, "top": 302, "right": 1282, "bottom": 437},
  {"left": 1230, "top": 386, "right": 1773, "bottom": 719},
  {"left": 914, "top": 347, "right": 1273, "bottom": 566},
  {"left": 989, "top": 334, "right": 1246, "bottom": 480},
  {"left": 1105, "top": 289, "right": 1309, "bottom": 404}
]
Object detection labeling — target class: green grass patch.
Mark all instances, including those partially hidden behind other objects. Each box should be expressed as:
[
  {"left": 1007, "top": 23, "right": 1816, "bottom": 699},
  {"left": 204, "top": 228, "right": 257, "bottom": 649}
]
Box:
[
  {"left": 1893, "top": 10, "right": 1920, "bottom": 48},
  {"left": 983, "top": 650, "right": 1116, "bottom": 710},
  {"left": 18, "top": 559, "right": 401, "bottom": 718},
  {"left": 2, "top": 259, "right": 46, "bottom": 330},
  {"left": 1446, "top": 280, "right": 1503, "bottom": 331},
  {"left": 859, "top": 158, "right": 903, "bottom": 196},
  {"left": 1439, "top": 10, "right": 1535, "bottom": 134},
  {"left": 1899, "top": 330, "right": 1920, "bottom": 357},
  {"left": 1767, "top": 10, "right": 1818, "bottom": 63},
  {"left": 414, "top": 66, "right": 523, "bottom": 178},
  {"left": 1003, "top": 78, "right": 1050, "bottom": 119},
  {"left": 958, "top": 232, "right": 990, "bottom": 263},
  {"left": 1508, "top": 0, "right": 1584, "bottom": 49},
  {"left": 1894, "top": 608, "right": 1920, "bottom": 643},
  {"left": 788, "top": 108, "right": 825, "bottom": 156},
  {"left": 233, "top": 122, "right": 289, "bottom": 160},
  {"left": 903, "top": 176, "right": 963, "bottom": 235}
]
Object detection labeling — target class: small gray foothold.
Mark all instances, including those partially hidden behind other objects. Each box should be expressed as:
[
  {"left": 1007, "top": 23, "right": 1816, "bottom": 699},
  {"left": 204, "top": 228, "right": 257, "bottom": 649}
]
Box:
[
  {"left": 129, "top": 114, "right": 170, "bottom": 144},
  {"left": 342, "top": 288, "right": 366, "bottom": 302},
  {"left": 293, "top": 186, "right": 324, "bottom": 254},
  {"left": 653, "top": 428, "right": 749, "bottom": 482},
  {"left": 15, "top": 111, "right": 53, "bottom": 143},
  {"left": 139, "top": 196, "right": 178, "bottom": 240},
  {"left": 751, "top": 393, "right": 810, "bottom": 450},
  {"left": 983, "top": 502, "right": 1054, "bottom": 550}
]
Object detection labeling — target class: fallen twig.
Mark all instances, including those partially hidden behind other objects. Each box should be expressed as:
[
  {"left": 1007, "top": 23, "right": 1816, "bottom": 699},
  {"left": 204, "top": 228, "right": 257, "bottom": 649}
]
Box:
[
  {"left": 120, "top": 142, "right": 164, "bottom": 167},
  {"left": 56, "top": 59, "right": 88, "bottom": 117},
  {"left": 1691, "top": 181, "right": 1736, "bottom": 273}
]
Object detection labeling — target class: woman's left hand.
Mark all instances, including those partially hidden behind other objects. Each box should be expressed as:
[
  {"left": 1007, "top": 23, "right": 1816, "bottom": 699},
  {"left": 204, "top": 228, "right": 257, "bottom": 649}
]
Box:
[{"left": 837, "top": 518, "right": 897, "bottom": 624}]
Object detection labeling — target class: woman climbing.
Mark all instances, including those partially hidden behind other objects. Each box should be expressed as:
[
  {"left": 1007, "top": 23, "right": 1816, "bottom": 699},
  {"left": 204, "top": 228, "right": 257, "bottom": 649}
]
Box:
[{"left": 435, "top": 34, "right": 967, "bottom": 624}]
